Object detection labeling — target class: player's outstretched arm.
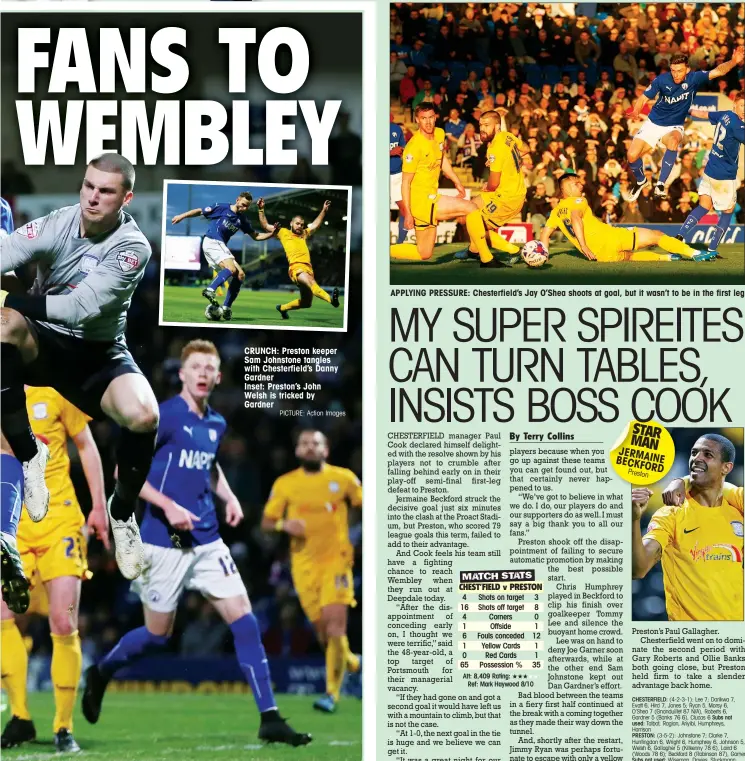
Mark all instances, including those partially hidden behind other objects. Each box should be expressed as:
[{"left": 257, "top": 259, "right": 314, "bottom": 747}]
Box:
[
  {"left": 707, "top": 46, "right": 744, "bottom": 79},
  {"left": 307, "top": 200, "right": 331, "bottom": 234},
  {"left": 688, "top": 108, "right": 711, "bottom": 120},
  {"left": 631, "top": 488, "right": 662, "bottom": 579},
  {"left": 260, "top": 515, "right": 307, "bottom": 537},
  {"left": 139, "top": 479, "right": 200, "bottom": 532},
  {"left": 250, "top": 223, "right": 280, "bottom": 242},
  {"left": 570, "top": 211, "right": 597, "bottom": 261},
  {"left": 213, "top": 463, "right": 244, "bottom": 527},
  {"left": 73, "top": 425, "right": 110, "bottom": 549},
  {"left": 627, "top": 93, "right": 650, "bottom": 119},
  {"left": 256, "top": 198, "right": 276, "bottom": 233},
  {"left": 539, "top": 223, "right": 557, "bottom": 251},
  {"left": 171, "top": 208, "right": 203, "bottom": 225},
  {"left": 441, "top": 152, "right": 466, "bottom": 197}
]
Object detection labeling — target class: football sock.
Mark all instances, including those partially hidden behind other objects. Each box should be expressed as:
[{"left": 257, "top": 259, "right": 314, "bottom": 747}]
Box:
[
  {"left": 0, "top": 345, "right": 37, "bottom": 463},
  {"left": 390, "top": 243, "right": 423, "bottom": 260},
  {"left": 658, "top": 234, "right": 697, "bottom": 258},
  {"left": 110, "top": 428, "right": 157, "bottom": 521},
  {"left": 212, "top": 270, "right": 226, "bottom": 297},
  {"left": 629, "top": 159, "right": 645, "bottom": 183},
  {"left": 311, "top": 283, "right": 332, "bottom": 304},
  {"left": 342, "top": 636, "right": 360, "bottom": 673},
  {"left": 230, "top": 613, "right": 277, "bottom": 713},
  {"left": 0, "top": 453, "right": 24, "bottom": 538},
  {"left": 488, "top": 230, "right": 521, "bottom": 255},
  {"left": 677, "top": 204, "right": 708, "bottom": 239},
  {"left": 98, "top": 626, "right": 169, "bottom": 678},
  {"left": 51, "top": 631, "right": 82, "bottom": 732},
  {"left": 465, "top": 211, "right": 493, "bottom": 263},
  {"left": 279, "top": 299, "right": 303, "bottom": 312},
  {"left": 709, "top": 211, "right": 733, "bottom": 251},
  {"left": 325, "top": 635, "right": 346, "bottom": 701},
  {"left": 397, "top": 214, "right": 407, "bottom": 244},
  {"left": 658, "top": 149, "right": 678, "bottom": 186},
  {"left": 1, "top": 618, "right": 31, "bottom": 720},
  {"left": 208, "top": 268, "right": 232, "bottom": 290},
  {"left": 223, "top": 276, "right": 242, "bottom": 307},
  {"left": 628, "top": 251, "right": 676, "bottom": 262}
]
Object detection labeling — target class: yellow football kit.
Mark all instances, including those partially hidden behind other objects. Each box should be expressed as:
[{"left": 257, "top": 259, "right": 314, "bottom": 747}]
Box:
[
  {"left": 479, "top": 132, "right": 527, "bottom": 226},
  {"left": 646, "top": 484, "right": 744, "bottom": 621},
  {"left": 264, "top": 465, "right": 362, "bottom": 622},
  {"left": 278, "top": 227, "right": 314, "bottom": 283},
  {"left": 547, "top": 197, "right": 637, "bottom": 262},
  {"left": 18, "top": 388, "right": 89, "bottom": 591},
  {"left": 403, "top": 127, "right": 445, "bottom": 228}
]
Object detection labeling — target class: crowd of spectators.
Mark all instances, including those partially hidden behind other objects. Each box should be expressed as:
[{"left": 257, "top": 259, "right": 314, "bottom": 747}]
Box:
[{"left": 391, "top": 3, "right": 745, "bottom": 229}]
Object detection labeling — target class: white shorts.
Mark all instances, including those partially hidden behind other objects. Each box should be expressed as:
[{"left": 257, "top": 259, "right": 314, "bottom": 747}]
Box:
[
  {"left": 390, "top": 171, "right": 403, "bottom": 204},
  {"left": 634, "top": 119, "right": 684, "bottom": 149},
  {"left": 131, "top": 540, "right": 246, "bottom": 613},
  {"left": 202, "top": 237, "right": 235, "bottom": 269},
  {"left": 698, "top": 173, "right": 737, "bottom": 212}
]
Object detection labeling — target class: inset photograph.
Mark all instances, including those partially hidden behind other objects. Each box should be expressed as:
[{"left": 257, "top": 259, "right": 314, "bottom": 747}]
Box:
[
  {"left": 161, "top": 182, "right": 351, "bottom": 331},
  {"left": 631, "top": 428, "right": 744, "bottom": 622}
]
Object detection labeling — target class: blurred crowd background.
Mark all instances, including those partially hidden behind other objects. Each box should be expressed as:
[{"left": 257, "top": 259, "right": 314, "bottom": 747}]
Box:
[{"left": 390, "top": 2, "right": 745, "bottom": 235}]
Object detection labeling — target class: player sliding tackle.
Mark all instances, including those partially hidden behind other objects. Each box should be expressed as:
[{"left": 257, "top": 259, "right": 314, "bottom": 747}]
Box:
[
  {"left": 1, "top": 153, "right": 159, "bottom": 583},
  {"left": 456, "top": 109, "right": 528, "bottom": 268},
  {"left": 81, "top": 340, "right": 311, "bottom": 747},
  {"left": 541, "top": 173, "right": 703, "bottom": 262},
  {"left": 631, "top": 434, "right": 743, "bottom": 621},
  {"left": 171, "top": 192, "right": 278, "bottom": 321},
  {"left": 390, "top": 103, "right": 477, "bottom": 262},
  {"left": 627, "top": 47, "right": 744, "bottom": 200},
  {"left": 677, "top": 92, "right": 745, "bottom": 261},
  {"left": 256, "top": 198, "right": 341, "bottom": 320}
]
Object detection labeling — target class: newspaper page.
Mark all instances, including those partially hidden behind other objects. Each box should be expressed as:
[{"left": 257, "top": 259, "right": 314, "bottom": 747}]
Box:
[
  {"left": 0, "top": 1, "right": 373, "bottom": 758},
  {"left": 383, "top": 4, "right": 745, "bottom": 761}
]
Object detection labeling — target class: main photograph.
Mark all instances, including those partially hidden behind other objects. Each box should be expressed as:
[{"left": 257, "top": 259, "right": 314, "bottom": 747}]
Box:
[
  {"left": 0, "top": 5, "right": 366, "bottom": 759},
  {"left": 389, "top": 2, "right": 744, "bottom": 285}
]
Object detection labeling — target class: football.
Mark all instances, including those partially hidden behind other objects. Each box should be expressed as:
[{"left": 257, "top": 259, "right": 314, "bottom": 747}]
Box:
[
  {"left": 204, "top": 304, "right": 224, "bottom": 321},
  {"left": 522, "top": 240, "right": 549, "bottom": 268}
]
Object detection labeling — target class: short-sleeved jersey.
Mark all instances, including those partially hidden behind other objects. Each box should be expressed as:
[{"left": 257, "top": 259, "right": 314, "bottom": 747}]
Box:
[
  {"left": 485, "top": 132, "right": 527, "bottom": 199},
  {"left": 0, "top": 197, "right": 13, "bottom": 237},
  {"left": 17, "top": 388, "right": 88, "bottom": 544},
  {"left": 140, "top": 395, "right": 227, "bottom": 549},
  {"left": 0, "top": 204, "right": 151, "bottom": 342},
  {"left": 704, "top": 110, "right": 745, "bottom": 181},
  {"left": 645, "top": 70, "right": 710, "bottom": 127},
  {"left": 547, "top": 196, "right": 609, "bottom": 252},
  {"left": 403, "top": 128, "right": 446, "bottom": 196},
  {"left": 277, "top": 227, "right": 312, "bottom": 266},
  {"left": 390, "top": 123, "right": 406, "bottom": 175},
  {"left": 202, "top": 203, "right": 255, "bottom": 245},
  {"left": 263, "top": 465, "right": 362, "bottom": 566},
  {"left": 646, "top": 486, "right": 744, "bottom": 621}
]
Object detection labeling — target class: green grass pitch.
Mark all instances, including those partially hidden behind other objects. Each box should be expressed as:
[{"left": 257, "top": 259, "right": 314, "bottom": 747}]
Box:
[
  {"left": 5, "top": 692, "right": 361, "bottom": 761},
  {"left": 162, "top": 286, "right": 345, "bottom": 329},
  {"left": 390, "top": 242, "right": 745, "bottom": 286}
]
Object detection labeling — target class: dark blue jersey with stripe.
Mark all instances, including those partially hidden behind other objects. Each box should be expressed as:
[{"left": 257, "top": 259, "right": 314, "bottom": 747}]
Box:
[
  {"left": 645, "top": 70, "right": 710, "bottom": 127},
  {"left": 0, "top": 198, "right": 13, "bottom": 236},
  {"left": 202, "top": 202, "right": 255, "bottom": 245},
  {"left": 140, "top": 395, "right": 227, "bottom": 548},
  {"left": 390, "top": 123, "right": 406, "bottom": 175},
  {"left": 704, "top": 110, "right": 745, "bottom": 181}
]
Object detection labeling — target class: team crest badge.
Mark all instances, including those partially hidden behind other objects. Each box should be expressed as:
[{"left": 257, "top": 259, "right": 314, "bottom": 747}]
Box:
[
  {"left": 438, "top": 142, "right": 444, "bottom": 151},
  {"left": 732, "top": 521, "right": 744, "bottom": 538},
  {"left": 79, "top": 254, "right": 99, "bottom": 274},
  {"left": 32, "top": 402, "right": 47, "bottom": 420},
  {"left": 329, "top": 481, "right": 340, "bottom": 493},
  {"left": 682, "top": 83, "right": 688, "bottom": 90},
  {"left": 116, "top": 251, "right": 139, "bottom": 272},
  {"left": 17, "top": 221, "right": 39, "bottom": 239},
  {"left": 209, "top": 429, "right": 217, "bottom": 442},
  {"left": 404, "top": 153, "right": 414, "bottom": 163}
]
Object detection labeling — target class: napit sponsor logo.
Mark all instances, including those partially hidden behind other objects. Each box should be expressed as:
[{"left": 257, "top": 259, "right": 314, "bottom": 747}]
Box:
[{"left": 178, "top": 449, "right": 216, "bottom": 470}]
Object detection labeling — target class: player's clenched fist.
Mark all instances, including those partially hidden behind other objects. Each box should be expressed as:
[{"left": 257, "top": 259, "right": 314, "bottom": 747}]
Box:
[{"left": 631, "top": 488, "right": 653, "bottom": 521}]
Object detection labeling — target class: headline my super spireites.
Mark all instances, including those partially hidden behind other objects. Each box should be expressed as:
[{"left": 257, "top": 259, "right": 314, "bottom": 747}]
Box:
[{"left": 15, "top": 28, "right": 341, "bottom": 166}]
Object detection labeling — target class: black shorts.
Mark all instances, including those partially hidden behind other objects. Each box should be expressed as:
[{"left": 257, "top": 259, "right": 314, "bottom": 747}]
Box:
[{"left": 23, "top": 321, "right": 143, "bottom": 421}]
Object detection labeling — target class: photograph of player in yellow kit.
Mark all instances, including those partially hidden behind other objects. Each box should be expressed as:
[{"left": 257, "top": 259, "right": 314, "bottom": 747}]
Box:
[
  {"left": 541, "top": 174, "right": 710, "bottom": 263},
  {"left": 1, "top": 387, "right": 108, "bottom": 752},
  {"left": 257, "top": 198, "right": 342, "bottom": 322},
  {"left": 261, "top": 429, "right": 362, "bottom": 714},
  {"left": 456, "top": 110, "right": 530, "bottom": 268},
  {"left": 631, "top": 430, "right": 743, "bottom": 622},
  {"left": 389, "top": 103, "right": 478, "bottom": 263}
]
